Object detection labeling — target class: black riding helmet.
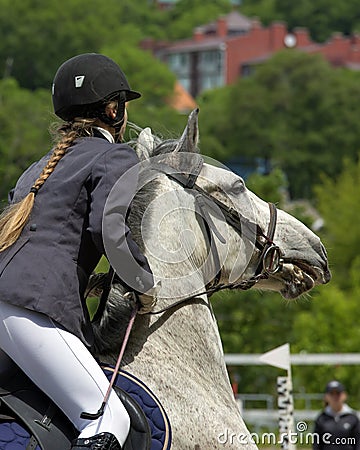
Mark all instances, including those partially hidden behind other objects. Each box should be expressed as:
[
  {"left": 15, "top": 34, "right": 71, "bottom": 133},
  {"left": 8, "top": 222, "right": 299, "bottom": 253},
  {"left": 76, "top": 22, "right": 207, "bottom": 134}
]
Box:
[{"left": 52, "top": 53, "right": 141, "bottom": 122}]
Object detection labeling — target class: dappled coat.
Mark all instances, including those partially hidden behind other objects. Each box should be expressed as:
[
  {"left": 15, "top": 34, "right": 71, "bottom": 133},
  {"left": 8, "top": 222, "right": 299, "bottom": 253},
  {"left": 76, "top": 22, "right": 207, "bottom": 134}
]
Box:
[{"left": 0, "top": 134, "right": 154, "bottom": 347}]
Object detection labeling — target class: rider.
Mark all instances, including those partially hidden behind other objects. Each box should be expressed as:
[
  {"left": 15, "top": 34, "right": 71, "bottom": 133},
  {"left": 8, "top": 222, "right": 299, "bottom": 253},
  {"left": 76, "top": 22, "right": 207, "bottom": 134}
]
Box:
[{"left": 0, "top": 53, "right": 155, "bottom": 450}]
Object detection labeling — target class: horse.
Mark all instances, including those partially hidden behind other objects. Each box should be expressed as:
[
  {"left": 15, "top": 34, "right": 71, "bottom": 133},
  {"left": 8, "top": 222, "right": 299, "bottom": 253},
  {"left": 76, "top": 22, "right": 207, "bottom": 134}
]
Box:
[
  {"left": 0, "top": 109, "right": 330, "bottom": 449},
  {"left": 93, "top": 108, "right": 331, "bottom": 449}
]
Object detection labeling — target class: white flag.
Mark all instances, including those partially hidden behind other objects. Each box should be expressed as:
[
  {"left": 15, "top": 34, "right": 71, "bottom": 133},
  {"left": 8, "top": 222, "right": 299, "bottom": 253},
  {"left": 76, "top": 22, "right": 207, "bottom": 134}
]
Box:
[{"left": 259, "top": 343, "right": 290, "bottom": 370}]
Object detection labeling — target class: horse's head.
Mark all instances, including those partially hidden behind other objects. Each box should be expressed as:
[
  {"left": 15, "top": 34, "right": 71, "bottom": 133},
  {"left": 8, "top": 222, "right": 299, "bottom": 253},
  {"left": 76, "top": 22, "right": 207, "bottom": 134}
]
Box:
[
  {"left": 196, "top": 161, "right": 331, "bottom": 299},
  {"left": 132, "top": 108, "right": 330, "bottom": 301}
]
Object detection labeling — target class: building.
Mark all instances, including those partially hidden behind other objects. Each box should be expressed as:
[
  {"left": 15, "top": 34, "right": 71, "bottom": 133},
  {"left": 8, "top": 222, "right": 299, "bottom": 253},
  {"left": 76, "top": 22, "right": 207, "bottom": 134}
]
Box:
[
  {"left": 152, "top": 0, "right": 241, "bottom": 9},
  {"left": 141, "top": 11, "right": 360, "bottom": 98}
]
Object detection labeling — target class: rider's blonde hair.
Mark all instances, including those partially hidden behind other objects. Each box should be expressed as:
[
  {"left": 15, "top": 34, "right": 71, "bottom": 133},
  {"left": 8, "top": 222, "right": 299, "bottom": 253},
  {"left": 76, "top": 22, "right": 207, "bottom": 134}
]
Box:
[
  {"left": 0, "top": 118, "right": 98, "bottom": 252},
  {"left": 0, "top": 96, "right": 124, "bottom": 253}
]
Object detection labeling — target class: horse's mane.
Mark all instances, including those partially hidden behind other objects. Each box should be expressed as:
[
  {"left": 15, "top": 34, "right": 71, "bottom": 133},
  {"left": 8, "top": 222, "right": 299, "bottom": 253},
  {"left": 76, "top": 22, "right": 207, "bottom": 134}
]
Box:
[
  {"left": 126, "top": 125, "right": 179, "bottom": 253},
  {"left": 92, "top": 120, "right": 202, "bottom": 356},
  {"left": 92, "top": 127, "right": 181, "bottom": 357},
  {"left": 127, "top": 122, "right": 179, "bottom": 157}
]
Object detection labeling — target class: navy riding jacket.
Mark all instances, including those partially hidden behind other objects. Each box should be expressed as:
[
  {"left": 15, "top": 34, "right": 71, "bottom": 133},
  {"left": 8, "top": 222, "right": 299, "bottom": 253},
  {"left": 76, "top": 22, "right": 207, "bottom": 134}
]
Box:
[{"left": 0, "top": 135, "right": 154, "bottom": 347}]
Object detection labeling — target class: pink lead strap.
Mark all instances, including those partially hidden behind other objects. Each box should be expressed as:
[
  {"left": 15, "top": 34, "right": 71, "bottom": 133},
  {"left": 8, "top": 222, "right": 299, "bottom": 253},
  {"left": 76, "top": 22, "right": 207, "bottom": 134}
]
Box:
[{"left": 80, "top": 302, "right": 139, "bottom": 420}]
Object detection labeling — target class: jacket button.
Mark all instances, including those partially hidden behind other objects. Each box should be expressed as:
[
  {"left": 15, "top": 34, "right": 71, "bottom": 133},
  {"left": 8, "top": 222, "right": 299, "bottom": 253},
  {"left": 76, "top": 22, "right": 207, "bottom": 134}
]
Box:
[{"left": 30, "top": 223, "right": 37, "bottom": 231}]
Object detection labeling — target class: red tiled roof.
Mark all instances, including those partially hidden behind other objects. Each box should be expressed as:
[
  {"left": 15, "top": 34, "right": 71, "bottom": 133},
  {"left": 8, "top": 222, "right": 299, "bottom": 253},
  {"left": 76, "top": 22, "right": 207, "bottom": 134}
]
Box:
[
  {"left": 168, "top": 81, "right": 197, "bottom": 113},
  {"left": 160, "top": 37, "right": 226, "bottom": 53},
  {"left": 200, "top": 11, "right": 252, "bottom": 34}
]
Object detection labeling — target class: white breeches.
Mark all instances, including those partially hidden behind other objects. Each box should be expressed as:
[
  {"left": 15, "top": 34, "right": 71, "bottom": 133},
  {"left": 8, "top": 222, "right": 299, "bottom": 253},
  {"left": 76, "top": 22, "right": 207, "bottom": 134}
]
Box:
[{"left": 0, "top": 301, "right": 130, "bottom": 446}]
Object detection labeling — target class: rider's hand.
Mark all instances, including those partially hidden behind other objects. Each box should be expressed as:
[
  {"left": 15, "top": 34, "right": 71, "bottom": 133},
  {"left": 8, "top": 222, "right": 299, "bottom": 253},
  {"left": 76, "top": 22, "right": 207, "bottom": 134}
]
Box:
[{"left": 137, "top": 283, "right": 160, "bottom": 314}]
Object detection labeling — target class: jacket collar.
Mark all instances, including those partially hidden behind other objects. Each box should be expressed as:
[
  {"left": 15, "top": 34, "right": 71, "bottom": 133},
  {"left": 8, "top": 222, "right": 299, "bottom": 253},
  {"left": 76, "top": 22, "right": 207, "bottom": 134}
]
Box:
[{"left": 93, "top": 127, "right": 115, "bottom": 143}]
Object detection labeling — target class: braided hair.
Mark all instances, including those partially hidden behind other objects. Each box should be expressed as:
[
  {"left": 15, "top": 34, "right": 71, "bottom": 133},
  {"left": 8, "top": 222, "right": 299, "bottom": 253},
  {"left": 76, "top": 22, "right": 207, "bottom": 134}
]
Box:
[{"left": 0, "top": 118, "right": 97, "bottom": 252}]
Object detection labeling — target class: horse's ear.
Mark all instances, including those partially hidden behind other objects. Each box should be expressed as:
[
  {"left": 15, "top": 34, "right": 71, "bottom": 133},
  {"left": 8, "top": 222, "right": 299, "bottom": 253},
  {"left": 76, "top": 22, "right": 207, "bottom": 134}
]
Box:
[
  {"left": 174, "top": 108, "right": 199, "bottom": 153},
  {"left": 136, "top": 127, "right": 154, "bottom": 161}
]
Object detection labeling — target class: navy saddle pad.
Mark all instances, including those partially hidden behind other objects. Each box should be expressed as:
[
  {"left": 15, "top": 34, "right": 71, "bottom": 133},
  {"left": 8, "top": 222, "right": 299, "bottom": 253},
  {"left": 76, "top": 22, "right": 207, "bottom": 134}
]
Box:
[
  {"left": 102, "top": 365, "right": 172, "bottom": 450},
  {"left": 0, "top": 365, "right": 171, "bottom": 450}
]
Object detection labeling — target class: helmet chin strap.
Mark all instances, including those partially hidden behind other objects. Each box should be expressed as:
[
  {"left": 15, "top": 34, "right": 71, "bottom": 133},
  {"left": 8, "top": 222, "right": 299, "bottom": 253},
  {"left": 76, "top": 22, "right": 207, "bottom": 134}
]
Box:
[
  {"left": 107, "top": 115, "right": 125, "bottom": 142},
  {"left": 98, "top": 93, "right": 126, "bottom": 142}
]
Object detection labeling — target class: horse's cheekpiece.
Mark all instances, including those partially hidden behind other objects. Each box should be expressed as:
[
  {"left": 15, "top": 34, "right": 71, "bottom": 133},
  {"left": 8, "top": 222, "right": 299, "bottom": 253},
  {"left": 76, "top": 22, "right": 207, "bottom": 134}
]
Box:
[{"left": 0, "top": 363, "right": 171, "bottom": 450}]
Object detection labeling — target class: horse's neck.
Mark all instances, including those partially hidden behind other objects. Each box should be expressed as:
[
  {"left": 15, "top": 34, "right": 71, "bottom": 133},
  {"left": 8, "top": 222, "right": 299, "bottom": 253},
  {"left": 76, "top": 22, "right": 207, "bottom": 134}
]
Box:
[
  {"left": 122, "top": 183, "right": 232, "bottom": 391},
  {"left": 122, "top": 295, "right": 232, "bottom": 397}
]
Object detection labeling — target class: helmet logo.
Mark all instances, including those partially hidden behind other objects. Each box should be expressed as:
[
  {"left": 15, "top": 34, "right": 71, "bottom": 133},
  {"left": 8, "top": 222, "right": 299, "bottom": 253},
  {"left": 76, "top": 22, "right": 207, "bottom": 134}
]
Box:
[{"left": 74, "top": 75, "right": 85, "bottom": 88}]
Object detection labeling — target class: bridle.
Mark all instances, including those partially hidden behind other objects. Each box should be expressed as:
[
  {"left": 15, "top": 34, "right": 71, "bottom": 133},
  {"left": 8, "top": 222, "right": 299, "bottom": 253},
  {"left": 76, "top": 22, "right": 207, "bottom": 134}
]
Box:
[
  {"left": 83, "top": 156, "right": 284, "bottom": 421},
  {"left": 146, "top": 158, "right": 284, "bottom": 314},
  {"left": 93, "top": 157, "right": 284, "bottom": 317}
]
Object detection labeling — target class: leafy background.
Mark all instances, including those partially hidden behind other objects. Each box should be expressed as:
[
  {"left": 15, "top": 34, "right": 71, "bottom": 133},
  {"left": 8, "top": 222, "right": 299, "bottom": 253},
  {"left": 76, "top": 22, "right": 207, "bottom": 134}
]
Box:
[{"left": 1, "top": 0, "right": 360, "bottom": 411}]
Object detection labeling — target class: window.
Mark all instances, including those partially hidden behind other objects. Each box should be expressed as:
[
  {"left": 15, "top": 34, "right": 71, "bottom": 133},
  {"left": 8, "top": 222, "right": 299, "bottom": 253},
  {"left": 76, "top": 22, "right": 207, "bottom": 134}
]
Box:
[
  {"left": 167, "top": 52, "right": 191, "bottom": 91},
  {"left": 198, "top": 50, "right": 224, "bottom": 92}
]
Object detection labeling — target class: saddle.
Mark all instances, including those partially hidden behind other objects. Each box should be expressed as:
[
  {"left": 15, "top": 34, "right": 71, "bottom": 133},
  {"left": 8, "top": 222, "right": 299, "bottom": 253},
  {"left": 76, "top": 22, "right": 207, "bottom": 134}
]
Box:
[{"left": 0, "top": 362, "right": 171, "bottom": 450}]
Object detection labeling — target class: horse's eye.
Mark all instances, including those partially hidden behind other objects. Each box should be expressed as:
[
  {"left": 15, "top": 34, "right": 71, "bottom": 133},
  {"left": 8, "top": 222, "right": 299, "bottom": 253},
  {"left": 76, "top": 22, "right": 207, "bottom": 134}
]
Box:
[{"left": 231, "top": 180, "right": 245, "bottom": 195}]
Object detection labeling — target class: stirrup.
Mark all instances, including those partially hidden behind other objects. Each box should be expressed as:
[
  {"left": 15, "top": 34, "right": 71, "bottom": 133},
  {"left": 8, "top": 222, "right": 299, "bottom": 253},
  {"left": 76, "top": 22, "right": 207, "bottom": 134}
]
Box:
[{"left": 71, "top": 432, "right": 122, "bottom": 450}]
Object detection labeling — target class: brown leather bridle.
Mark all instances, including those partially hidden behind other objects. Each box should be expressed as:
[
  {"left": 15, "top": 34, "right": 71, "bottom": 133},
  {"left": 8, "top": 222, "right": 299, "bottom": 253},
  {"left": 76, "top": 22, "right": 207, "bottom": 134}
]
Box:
[{"left": 147, "top": 159, "right": 284, "bottom": 314}]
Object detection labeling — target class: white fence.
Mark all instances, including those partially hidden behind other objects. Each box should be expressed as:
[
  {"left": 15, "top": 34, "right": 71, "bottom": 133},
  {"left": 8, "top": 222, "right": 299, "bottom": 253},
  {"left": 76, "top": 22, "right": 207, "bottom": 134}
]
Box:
[
  {"left": 225, "top": 353, "right": 360, "bottom": 429},
  {"left": 225, "top": 353, "right": 360, "bottom": 366}
]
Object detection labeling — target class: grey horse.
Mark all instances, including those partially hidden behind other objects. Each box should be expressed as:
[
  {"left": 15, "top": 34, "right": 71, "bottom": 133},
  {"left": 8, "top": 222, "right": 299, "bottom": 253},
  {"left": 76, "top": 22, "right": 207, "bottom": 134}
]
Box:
[{"left": 92, "top": 109, "right": 330, "bottom": 450}]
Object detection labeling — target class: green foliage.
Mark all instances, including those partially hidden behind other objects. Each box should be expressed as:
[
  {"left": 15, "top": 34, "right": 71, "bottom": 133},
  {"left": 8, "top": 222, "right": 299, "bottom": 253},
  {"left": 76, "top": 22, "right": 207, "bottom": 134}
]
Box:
[
  {"left": 0, "top": 0, "right": 124, "bottom": 89},
  {"left": 2, "top": 0, "right": 360, "bottom": 404},
  {"left": 241, "top": 0, "right": 360, "bottom": 42},
  {"left": 0, "top": 0, "right": 232, "bottom": 90},
  {"left": 291, "top": 281, "right": 360, "bottom": 408},
  {"left": 200, "top": 50, "right": 360, "bottom": 198},
  {"left": 277, "top": 153, "right": 359, "bottom": 402},
  {"left": 273, "top": 0, "right": 360, "bottom": 42},
  {"left": 164, "top": 0, "right": 232, "bottom": 39},
  {"left": 0, "top": 78, "right": 51, "bottom": 203},
  {"left": 246, "top": 168, "right": 288, "bottom": 205},
  {"left": 212, "top": 155, "right": 360, "bottom": 404},
  {"left": 240, "top": 0, "right": 279, "bottom": 25},
  {"left": 314, "top": 157, "right": 360, "bottom": 288}
]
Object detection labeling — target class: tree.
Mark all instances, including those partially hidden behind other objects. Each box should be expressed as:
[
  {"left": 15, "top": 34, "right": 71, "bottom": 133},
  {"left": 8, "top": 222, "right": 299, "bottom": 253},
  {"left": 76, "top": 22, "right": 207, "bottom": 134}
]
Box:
[
  {"left": 273, "top": 0, "right": 360, "bottom": 42},
  {"left": 241, "top": 0, "right": 360, "bottom": 43},
  {"left": 313, "top": 157, "right": 360, "bottom": 288},
  {"left": 0, "top": 78, "right": 51, "bottom": 203},
  {"left": 246, "top": 168, "right": 288, "bottom": 205},
  {"left": 0, "top": 0, "right": 233, "bottom": 90},
  {"left": 0, "top": 0, "right": 125, "bottom": 89},
  {"left": 199, "top": 50, "right": 360, "bottom": 198},
  {"left": 212, "top": 289, "right": 301, "bottom": 395},
  {"left": 164, "top": 0, "right": 232, "bottom": 40},
  {"left": 290, "top": 279, "right": 360, "bottom": 409}
]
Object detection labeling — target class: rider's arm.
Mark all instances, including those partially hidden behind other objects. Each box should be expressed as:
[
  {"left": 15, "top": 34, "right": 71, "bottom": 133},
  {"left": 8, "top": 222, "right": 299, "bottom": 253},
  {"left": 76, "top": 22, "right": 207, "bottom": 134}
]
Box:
[{"left": 88, "top": 144, "right": 154, "bottom": 295}]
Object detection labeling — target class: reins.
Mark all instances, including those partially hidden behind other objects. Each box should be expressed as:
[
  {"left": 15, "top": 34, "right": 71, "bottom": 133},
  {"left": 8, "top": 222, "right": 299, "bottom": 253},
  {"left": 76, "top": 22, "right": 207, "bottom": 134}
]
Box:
[
  {"left": 89, "top": 160, "right": 282, "bottom": 317},
  {"left": 85, "top": 159, "right": 283, "bottom": 419},
  {"left": 145, "top": 161, "right": 283, "bottom": 314},
  {"left": 81, "top": 297, "right": 139, "bottom": 420}
]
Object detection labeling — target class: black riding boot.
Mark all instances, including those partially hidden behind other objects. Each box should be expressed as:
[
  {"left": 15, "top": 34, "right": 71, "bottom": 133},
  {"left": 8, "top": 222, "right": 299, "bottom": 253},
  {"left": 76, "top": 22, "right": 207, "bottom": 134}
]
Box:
[{"left": 71, "top": 432, "right": 122, "bottom": 450}]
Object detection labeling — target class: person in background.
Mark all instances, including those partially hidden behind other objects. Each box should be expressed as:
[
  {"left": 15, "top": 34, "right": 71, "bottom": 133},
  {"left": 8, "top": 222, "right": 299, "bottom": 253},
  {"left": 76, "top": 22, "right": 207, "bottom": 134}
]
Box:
[{"left": 313, "top": 380, "right": 360, "bottom": 450}]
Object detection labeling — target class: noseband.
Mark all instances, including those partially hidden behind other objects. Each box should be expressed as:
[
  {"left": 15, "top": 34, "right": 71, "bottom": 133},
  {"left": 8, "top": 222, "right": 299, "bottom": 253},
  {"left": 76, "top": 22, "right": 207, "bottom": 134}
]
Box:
[{"left": 147, "top": 159, "right": 284, "bottom": 314}]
